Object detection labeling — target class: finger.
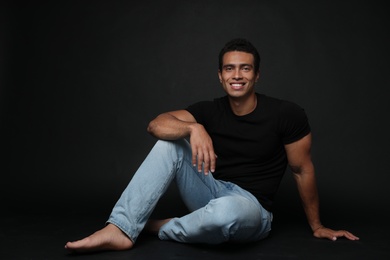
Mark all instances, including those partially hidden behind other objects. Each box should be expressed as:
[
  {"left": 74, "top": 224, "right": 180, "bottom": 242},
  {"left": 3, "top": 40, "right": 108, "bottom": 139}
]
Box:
[
  {"left": 210, "top": 153, "right": 217, "bottom": 173},
  {"left": 317, "top": 230, "right": 337, "bottom": 241},
  {"left": 345, "top": 233, "right": 359, "bottom": 240},
  {"left": 203, "top": 150, "right": 210, "bottom": 174},
  {"left": 332, "top": 230, "right": 355, "bottom": 241},
  {"left": 348, "top": 232, "right": 359, "bottom": 240},
  {"left": 330, "top": 230, "right": 347, "bottom": 241},
  {"left": 340, "top": 231, "right": 359, "bottom": 241},
  {"left": 191, "top": 147, "right": 197, "bottom": 167},
  {"left": 197, "top": 151, "right": 204, "bottom": 173}
]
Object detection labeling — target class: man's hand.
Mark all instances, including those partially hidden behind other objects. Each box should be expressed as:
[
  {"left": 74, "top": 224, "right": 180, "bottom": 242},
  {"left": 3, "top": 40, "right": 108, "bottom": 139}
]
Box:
[
  {"left": 313, "top": 226, "right": 359, "bottom": 241},
  {"left": 189, "top": 123, "right": 217, "bottom": 174},
  {"left": 147, "top": 110, "right": 217, "bottom": 174}
]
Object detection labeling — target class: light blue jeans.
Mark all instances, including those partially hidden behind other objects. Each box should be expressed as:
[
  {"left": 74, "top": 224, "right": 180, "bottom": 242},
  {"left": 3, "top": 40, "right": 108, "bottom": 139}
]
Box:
[{"left": 107, "top": 139, "right": 272, "bottom": 244}]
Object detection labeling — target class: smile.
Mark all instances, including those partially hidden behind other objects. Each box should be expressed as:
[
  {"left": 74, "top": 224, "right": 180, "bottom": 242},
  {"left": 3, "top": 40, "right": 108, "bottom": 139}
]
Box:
[{"left": 230, "top": 83, "right": 245, "bottom": 90}]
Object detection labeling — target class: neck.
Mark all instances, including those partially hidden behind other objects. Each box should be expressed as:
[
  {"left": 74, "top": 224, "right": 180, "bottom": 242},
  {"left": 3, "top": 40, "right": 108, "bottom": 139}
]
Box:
[{"left": 229, "top": 93, "right": 257, "bottom": 116}]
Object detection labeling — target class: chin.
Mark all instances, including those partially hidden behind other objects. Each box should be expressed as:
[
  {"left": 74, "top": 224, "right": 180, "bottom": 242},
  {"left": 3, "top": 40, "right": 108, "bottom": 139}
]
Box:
[{"left": 229, "top": 89, "right": 250, "bottom": 96}]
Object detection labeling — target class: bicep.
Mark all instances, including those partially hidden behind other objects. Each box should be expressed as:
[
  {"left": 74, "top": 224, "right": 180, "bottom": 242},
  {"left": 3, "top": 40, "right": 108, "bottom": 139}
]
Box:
[{"left": 284, "top": 133, "right": 313, "bottom": 173}]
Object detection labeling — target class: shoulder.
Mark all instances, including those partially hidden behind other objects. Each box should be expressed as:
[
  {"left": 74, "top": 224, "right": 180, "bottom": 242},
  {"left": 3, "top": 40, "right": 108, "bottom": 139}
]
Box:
[
  {"left": 279, "top": 100, "right": 307, "bottom": 120},
  {"left": 258, "top": 94, "right": 306, "bottom": 117},
  {"left": 186, "top": 96, "right": 228, "bottom": 113},
  {"left": 259, "top": 94, "right": 302, "bottom": 109},
  {"left": 268, "top": 96, "right": 310, "bottom": 144},
  {"left": 185, "top": 96, "right": 228, "bottom": 123}
]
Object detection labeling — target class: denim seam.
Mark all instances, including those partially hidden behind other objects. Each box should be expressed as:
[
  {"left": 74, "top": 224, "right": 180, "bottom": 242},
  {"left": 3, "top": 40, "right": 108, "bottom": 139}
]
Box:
[{"left": 134, "top": 160, "right": 178, "bottom": 234}]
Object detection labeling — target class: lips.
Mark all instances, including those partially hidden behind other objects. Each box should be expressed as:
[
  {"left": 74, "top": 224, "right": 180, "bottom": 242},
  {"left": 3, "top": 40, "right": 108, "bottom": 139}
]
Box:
[{"left": 230, "top": 83, "right": 245, "bottom": 90}]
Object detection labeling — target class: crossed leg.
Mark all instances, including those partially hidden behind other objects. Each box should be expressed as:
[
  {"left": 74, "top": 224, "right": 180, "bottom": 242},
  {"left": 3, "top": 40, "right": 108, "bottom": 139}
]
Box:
[{"left": 64, "top": 140, "right": 188, "bottom": 253}]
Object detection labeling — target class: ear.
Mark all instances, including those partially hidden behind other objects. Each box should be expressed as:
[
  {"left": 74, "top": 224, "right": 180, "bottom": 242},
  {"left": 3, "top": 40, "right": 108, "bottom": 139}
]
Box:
[
  {"left": 218, "top": 70, "right": 222, "bottom": 83},
  {"left": 255, "top": 70, "right": 260, "bottom": 82}
]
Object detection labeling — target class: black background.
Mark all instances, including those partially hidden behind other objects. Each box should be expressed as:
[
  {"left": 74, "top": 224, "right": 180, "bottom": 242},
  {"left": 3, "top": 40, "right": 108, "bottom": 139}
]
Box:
[{"left": 1, "top": 0, "right": 389, "bottom": 225}]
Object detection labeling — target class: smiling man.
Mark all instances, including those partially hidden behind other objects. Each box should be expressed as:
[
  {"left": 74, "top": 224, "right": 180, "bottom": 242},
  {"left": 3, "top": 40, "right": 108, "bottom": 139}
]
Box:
[
  {"left": 219, "top": 50, "right": 259, "bottom": 116},
  {"left": 65, "top": 38, "right": 358, "bottom": 253}
]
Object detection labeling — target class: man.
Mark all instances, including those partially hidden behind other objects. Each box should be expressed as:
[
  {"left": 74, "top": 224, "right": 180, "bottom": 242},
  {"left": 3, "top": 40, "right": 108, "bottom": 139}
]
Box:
[{"left": 65, "top": 38, "right": 359, "bottom": 252}]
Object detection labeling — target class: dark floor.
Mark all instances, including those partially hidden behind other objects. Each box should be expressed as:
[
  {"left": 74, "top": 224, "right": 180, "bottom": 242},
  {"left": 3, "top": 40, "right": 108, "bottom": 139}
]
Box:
[{"left": 1, "top": 200, "right": 389, "bottom": 260}]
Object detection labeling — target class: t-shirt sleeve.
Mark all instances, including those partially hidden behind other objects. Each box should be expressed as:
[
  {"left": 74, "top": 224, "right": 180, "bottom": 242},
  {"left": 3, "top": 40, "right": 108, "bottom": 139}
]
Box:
[
  {"left": 185, "top": 101, "right": 210, "bottom": 125},
  {"left": 279, "top": 101, "right": 311, "bottom": 144}
]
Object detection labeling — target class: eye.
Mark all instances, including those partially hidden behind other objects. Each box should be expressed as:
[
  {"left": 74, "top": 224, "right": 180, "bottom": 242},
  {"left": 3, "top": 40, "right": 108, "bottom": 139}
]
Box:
[
  {"left": 242, "top": 66, "right": 251, "bottom": 71},
  {"left": 225, "top": 66, "right": 233, "bottom": 71}
]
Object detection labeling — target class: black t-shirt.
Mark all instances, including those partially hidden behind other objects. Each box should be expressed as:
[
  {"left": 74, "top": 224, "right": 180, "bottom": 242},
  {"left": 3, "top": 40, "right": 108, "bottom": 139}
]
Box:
[{"left": 186, "top": 93, "right": 311, "bottom": 211}]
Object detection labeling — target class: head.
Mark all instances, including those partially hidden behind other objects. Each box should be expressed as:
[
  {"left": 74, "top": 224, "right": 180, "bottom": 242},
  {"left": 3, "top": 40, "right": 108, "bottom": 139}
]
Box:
[
  {"left": 218, "top": 38, "right": 260, "bottom": 73},
  {"left": 218, "top": 39, "right": 260, "bottom": 101}
]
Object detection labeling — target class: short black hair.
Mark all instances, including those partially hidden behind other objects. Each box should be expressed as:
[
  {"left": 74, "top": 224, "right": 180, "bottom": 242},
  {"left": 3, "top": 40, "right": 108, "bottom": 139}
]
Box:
[{"left": 218, "top": 38, "right": 260, "bottom": 72}]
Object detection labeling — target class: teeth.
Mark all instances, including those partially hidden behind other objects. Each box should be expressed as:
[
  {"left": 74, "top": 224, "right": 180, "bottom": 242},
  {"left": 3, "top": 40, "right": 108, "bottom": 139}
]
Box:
[{"left": 232, "top": 84, "right": 243, "bottom": 87}]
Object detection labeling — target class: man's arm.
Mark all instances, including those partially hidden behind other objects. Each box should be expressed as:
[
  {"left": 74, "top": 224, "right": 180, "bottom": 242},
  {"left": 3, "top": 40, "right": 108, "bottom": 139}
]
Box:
[
  {"left": 284, "top": 133, "right": 359, "bottom": 241},
  {"left": 147, "top": 110, "right": 216, "bottom": 174}
]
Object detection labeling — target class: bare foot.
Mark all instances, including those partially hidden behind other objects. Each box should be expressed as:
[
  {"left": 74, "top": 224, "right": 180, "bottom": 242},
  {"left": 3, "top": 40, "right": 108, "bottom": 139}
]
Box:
[
  {"left": 65, "top": 223, "right": 133, "bottom": 253},
  {"left": 144, "top": 218, "right": 172, "bottom": 234}
]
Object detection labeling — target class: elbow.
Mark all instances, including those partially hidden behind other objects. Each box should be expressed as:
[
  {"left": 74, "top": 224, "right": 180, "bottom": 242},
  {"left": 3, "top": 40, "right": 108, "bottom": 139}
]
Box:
[
  {"left": 147, "top": 120, "right": 158, "bottom": 136},
  {"left": 289, "top": 165, "right": 305, "bottom": 175}
]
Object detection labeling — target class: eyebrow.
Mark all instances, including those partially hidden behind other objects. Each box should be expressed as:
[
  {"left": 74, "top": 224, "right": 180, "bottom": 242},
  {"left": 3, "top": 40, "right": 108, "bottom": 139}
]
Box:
[{"left": 222, "top": 64, "right": 254, "bottom": 68}]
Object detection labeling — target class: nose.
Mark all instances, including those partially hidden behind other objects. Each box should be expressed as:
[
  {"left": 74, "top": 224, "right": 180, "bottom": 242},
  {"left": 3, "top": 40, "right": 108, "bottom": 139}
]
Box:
[{"left": 233, "top": 68, "right": 242, "bottom": 79}]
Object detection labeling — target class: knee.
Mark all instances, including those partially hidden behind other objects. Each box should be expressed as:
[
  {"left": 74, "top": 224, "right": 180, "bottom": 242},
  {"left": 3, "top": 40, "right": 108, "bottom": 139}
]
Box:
[
  {"left": 205, "top": 196, "right": 261, "bottom": 228},
  {"left": 153, "top": 139, "right": 188, "bottom": 153},
  {"left": 153, "top": 140, "right": 175, "bottom": 150}
]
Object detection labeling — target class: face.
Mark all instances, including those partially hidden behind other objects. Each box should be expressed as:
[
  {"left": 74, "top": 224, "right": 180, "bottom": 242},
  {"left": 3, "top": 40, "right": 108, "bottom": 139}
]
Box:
[{"left": 218, "top": 51, "right": 259, "bottom": 100}]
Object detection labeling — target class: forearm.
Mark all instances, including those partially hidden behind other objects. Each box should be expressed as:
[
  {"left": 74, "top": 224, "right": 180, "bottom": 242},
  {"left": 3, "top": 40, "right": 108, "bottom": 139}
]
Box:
[
  {"left": 295, "top": 169, "right": 360, "bottom": 241},
  {"left": 293, "top": 166, "right": 323, "bottom": 231},
  {"left": 147, "top": 113, "right": 197, "bottom": 140},
  {"left": 148, "top": 110, "right": 216, "bottom": 173}
]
